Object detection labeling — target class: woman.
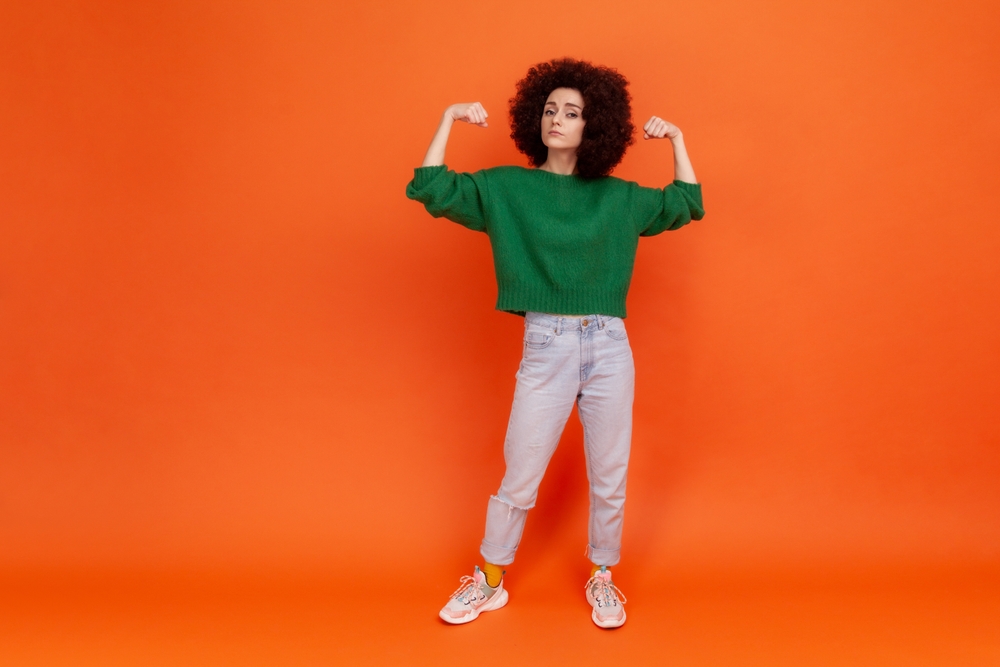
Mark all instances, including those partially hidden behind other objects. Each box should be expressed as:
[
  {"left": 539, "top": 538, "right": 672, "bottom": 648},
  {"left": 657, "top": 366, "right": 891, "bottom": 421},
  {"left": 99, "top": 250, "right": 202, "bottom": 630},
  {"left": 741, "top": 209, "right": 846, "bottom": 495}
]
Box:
[{"left": 406, "top": 58, "right": 703, "bottom": 628}]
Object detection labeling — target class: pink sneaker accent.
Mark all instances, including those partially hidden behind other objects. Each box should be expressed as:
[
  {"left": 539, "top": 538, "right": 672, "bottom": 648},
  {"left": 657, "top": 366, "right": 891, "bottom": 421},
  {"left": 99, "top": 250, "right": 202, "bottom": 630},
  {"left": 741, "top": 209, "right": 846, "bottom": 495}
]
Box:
[
  {"left": 585, "top": 567, "right": 627, "bottom": 628},
  {"left": 439, "top": 566, "right": 509, "bottom": 625}
]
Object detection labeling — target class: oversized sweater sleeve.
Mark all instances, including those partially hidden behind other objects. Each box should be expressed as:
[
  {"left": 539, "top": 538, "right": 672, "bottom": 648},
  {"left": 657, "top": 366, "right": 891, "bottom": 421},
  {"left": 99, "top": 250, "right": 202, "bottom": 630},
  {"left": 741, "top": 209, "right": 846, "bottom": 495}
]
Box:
[
  {"left": 631, "top": 180, "right": 705, "bottom": 237},
  {"left": 404, "top": 164, "right": 491, "bottom": 233}
]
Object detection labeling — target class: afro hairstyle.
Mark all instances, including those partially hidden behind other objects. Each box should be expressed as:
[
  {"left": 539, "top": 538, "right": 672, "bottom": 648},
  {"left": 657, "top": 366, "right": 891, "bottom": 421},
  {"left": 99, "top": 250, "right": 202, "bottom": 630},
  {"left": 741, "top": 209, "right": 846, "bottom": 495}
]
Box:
[{"left": 509, "top": 58, "right": 635, "bottom": 179}]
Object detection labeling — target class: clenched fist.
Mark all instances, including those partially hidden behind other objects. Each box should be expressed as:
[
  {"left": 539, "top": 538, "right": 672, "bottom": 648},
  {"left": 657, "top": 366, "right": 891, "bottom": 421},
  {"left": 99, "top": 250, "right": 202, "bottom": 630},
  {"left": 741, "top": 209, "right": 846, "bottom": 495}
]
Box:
[
  {"left": 448, "top": 102, "right": 489, "bottom": 128},
  {"left": 642, "top": 116, "right": 681, "bottom": 140}
]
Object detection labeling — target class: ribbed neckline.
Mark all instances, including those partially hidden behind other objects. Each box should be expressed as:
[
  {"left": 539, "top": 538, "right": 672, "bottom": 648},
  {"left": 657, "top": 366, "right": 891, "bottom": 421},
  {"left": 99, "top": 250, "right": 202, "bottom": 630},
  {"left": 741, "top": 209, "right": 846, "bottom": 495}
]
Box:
[
  {"left": 530, "top": 167, "right": 580, "bottom": 178},
  {"left": 522, "top": 167, "right": 608, "bottom": 186}
]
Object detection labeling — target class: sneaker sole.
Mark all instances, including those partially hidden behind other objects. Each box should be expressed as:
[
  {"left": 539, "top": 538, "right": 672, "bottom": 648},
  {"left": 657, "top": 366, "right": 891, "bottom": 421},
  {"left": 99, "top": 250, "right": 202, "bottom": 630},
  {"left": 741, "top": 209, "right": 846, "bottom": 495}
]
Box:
[
  {"left": 591, "top": 608, "right": 626, "bottom": 629},
  {"left": 439, "top": 588, "right": 509, "bottom": 625}
]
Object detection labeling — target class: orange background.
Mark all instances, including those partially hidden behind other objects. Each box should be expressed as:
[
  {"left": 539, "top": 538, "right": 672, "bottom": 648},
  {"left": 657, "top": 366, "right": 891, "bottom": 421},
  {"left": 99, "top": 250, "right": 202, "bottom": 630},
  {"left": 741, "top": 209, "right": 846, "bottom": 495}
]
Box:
[{"left": 2, "top": 1, "right": 998, "bottom": 664}]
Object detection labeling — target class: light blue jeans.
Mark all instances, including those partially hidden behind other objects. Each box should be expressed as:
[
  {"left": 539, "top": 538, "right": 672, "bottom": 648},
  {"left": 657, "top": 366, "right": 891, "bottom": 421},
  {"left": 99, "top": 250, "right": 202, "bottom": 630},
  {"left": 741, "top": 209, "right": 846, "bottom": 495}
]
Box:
[{"left": 480, "top": 312, "right": 635, "bottom": 567}]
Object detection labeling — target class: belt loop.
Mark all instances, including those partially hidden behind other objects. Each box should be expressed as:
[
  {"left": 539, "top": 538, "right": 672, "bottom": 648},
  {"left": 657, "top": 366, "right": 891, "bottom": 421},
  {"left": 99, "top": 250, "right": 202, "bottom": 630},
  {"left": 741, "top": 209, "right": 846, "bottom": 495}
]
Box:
[
  {"left": 556, "top": 317, "right": 562, "bottom": 336},
  {"left": 598, "top": 315, "right": 605, "bottom": 329}
]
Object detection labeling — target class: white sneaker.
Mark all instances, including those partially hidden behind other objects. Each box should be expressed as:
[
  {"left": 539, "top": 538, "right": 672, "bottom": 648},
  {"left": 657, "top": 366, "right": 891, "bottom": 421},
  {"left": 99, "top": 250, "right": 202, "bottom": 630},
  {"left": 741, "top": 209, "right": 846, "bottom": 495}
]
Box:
[
  {"left": 585, "top": 566, "right": 626, "bottom": 628},
  {"left": 439, "top": 566, "right": 509, "bottom": 624}
]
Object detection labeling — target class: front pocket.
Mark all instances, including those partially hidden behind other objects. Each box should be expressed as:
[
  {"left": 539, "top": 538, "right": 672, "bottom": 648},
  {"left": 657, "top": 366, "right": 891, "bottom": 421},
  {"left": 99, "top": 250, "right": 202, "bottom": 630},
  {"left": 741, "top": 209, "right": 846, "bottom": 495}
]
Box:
[
  {"left": 604, "top": 324, "right": 628, "bottom": 341},
  {"left": 524, "top": 331, "right": 554, "bottom": 349}
]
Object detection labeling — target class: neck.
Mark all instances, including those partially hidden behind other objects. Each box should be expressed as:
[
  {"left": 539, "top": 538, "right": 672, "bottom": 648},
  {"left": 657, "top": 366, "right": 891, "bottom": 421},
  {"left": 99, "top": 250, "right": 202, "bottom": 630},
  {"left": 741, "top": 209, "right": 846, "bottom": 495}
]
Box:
[{"left": 539, "top": 149, "right": 578, "bottom": 175}]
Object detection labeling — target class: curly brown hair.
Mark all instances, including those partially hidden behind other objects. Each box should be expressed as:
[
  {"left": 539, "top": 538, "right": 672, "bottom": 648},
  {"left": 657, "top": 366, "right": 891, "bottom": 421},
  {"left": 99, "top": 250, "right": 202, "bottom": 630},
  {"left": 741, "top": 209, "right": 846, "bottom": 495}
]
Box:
[{"left": 509, "top": 58, "right": 635, "bottom": 179}]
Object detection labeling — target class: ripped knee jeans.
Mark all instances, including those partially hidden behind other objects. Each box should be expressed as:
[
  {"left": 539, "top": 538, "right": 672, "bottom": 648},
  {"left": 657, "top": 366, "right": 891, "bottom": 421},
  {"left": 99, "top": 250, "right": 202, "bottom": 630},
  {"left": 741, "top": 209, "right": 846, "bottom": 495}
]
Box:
[{"left": 480, "top": 312, "right": 635, "bottom": 567}]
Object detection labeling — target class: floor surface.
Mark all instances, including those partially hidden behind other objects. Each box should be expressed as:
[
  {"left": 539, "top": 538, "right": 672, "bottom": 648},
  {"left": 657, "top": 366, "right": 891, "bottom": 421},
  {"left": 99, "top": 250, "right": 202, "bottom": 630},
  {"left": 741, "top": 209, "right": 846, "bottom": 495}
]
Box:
[{"left": 2, "top": 565, "right": 998, "bottom": 666}]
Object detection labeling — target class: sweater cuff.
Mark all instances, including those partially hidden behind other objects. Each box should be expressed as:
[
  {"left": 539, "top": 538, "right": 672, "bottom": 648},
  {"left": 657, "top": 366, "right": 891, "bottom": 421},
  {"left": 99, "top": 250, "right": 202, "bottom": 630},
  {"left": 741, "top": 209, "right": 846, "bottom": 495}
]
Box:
[
  {"left": 671, "top": 179, "right": 701, "bottom": 194},
  {"left": 410, "top": 164, "right": 448, "bottom": 190}
]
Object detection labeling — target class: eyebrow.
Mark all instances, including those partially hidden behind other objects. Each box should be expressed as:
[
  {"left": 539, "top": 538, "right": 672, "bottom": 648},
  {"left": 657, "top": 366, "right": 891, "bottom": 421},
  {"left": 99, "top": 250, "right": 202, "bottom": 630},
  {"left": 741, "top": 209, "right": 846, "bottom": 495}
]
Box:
[{"left": 544, "top": 101, "right": 583, "bottom": 109}]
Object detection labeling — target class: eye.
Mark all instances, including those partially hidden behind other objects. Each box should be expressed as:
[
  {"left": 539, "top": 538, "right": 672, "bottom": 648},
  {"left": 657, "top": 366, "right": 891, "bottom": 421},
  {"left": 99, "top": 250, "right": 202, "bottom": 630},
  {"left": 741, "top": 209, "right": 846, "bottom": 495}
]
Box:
[
  {"left": 544, "top": 109, "right": 555, "bottom": 115},
  {"left": 567, "top": 112, "right": 578, "bottom": 118}
]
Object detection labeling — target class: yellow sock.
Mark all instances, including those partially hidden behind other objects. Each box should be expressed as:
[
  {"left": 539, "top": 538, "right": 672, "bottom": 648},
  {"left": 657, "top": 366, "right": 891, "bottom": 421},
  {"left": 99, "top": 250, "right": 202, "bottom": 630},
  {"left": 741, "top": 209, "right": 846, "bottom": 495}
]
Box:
[
  {"left": 482, "top": 562, "right": 504, "bottom": 588},
  {"left": 591, "top": 564, "right": 609, "bottom": 577}
]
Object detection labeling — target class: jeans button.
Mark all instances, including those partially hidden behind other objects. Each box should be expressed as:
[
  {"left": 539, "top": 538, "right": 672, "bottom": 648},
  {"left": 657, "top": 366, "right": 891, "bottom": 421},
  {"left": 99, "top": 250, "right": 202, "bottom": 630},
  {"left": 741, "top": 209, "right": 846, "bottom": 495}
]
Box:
[{"left": 582, "top": 318, "right": 589, "bottom": 327}]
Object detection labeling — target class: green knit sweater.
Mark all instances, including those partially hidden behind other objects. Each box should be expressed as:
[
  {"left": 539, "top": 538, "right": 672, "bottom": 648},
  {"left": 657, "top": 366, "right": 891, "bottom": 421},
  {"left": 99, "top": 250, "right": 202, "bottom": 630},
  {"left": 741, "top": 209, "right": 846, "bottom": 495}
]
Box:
[{"left": 405, "top": 165, "right": 704, "bottom": 318}]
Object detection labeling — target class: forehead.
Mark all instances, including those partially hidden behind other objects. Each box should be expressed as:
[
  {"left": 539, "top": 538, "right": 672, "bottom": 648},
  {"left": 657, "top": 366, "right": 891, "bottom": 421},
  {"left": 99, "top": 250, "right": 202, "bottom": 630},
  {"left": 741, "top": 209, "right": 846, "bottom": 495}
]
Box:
[{"left": 544, "top": 87, "right": 584, "bottom": 107}]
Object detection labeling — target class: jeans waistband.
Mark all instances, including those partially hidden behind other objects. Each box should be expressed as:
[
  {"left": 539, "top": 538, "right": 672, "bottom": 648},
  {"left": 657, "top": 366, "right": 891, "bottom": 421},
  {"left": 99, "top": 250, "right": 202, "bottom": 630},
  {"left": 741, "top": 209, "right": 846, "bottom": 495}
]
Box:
[{"left": 525, "top": 312, "right": 613, "bottom": 333}]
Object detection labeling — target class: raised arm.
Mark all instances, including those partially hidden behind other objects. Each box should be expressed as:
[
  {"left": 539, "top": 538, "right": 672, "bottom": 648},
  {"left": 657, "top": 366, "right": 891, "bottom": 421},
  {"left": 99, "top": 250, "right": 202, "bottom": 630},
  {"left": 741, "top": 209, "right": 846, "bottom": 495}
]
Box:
[
  {"left": 421, "top": 103, "right": 490, "bottom": 167},
  {"left": 642, "top": 116, "right": 697, "bottom": 184}
]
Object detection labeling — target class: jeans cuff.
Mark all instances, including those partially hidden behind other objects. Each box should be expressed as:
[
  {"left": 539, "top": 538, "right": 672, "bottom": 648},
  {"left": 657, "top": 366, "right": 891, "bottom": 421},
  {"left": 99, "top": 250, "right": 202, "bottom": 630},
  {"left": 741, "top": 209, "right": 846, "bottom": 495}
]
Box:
[
  {"left": 480, "top": 539, "right": 516, "bottom": 566},
  {"left": 587, "top": 544, "right": 621, "bottom": 567}
]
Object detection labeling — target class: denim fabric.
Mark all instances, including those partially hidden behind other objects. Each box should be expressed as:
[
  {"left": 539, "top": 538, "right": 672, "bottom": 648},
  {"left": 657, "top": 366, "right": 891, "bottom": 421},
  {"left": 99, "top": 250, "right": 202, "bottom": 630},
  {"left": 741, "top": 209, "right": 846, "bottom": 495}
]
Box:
[{"left": 480, "top": 312, "right": 635, "bottom": 567}]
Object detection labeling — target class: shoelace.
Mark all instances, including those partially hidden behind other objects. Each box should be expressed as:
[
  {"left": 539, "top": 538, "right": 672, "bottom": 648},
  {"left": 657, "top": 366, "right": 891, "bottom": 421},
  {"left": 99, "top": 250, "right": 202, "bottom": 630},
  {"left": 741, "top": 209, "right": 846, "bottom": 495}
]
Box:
[
  {"left": 449, "top": 575, "right": 485, "bottom": 604},
  {"left": 585, "top": 575, "right": 627, "bottom": 607}
]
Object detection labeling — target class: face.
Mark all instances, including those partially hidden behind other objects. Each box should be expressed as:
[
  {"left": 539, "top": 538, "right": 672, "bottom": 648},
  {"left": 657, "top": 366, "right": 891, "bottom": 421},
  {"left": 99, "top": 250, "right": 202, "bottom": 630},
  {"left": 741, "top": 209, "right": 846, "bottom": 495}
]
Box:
[{"left": 541, "top": 87, "right": 585, "bottom": 150}]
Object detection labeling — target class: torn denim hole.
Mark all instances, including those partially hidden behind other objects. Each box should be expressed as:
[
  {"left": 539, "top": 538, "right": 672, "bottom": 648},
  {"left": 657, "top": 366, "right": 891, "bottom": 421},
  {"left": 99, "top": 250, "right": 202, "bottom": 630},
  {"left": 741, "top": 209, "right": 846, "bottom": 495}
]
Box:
[{"left": 491, "top": 494, "right": 530, "bottom": 521}]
